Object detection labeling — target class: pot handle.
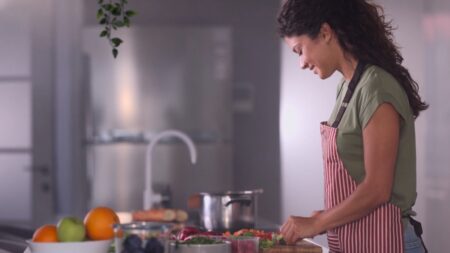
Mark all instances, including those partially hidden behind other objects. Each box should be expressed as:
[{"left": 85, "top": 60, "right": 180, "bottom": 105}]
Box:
[{"left": 225, "top": 198, "right": 252, "bottom": 207}]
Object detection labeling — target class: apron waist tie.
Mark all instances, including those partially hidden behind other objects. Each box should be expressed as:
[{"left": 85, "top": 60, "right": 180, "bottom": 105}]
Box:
[{"left": 403, "top": 216, "right": 428, "bottom": 253}]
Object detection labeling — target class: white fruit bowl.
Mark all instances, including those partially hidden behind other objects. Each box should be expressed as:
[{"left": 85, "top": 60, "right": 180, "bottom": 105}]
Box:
[{"left": 26, "top": 239, "right": 113, "bottom": 253}]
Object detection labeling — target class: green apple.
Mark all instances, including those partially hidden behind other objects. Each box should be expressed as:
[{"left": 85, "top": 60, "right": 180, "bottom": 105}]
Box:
[{"left": 57, "top": 216, "right": 86, "bottom": 242}]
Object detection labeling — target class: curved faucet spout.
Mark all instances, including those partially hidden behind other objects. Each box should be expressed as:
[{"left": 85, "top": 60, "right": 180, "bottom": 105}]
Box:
[{"left": 144, "top": 129, "right": 197, "bottom": 210}]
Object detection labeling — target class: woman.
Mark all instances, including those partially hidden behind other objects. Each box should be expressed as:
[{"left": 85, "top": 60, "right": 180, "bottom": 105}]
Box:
[{"left": 277, "top": 0, "right": 428, "bottom": 252}]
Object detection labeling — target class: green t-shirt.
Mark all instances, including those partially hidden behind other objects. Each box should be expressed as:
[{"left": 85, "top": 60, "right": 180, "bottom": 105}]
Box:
[{"left": 328, "top": 65, "right": 416, "bottom": 217}]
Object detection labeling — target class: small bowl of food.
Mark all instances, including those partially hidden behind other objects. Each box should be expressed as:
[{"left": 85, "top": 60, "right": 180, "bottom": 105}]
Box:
[{"left": 168, "top": 236, "right": 231, "bottom": 253}]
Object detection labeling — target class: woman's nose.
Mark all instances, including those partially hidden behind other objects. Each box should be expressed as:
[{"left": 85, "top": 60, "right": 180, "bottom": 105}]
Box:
[
  {"left": 299, "top": 56, "right": 309, "bottom": 69},
  {"left": 300, "top": 60, "right": 309, "bottom": 70}
]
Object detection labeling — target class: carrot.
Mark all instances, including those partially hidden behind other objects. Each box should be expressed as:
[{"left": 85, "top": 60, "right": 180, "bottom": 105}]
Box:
[
  {"left": 175, "top": 209, "right": 188, "bottom": 222},
  {"left": 132, "top": 208, "right": 176, "bottom": 222}
]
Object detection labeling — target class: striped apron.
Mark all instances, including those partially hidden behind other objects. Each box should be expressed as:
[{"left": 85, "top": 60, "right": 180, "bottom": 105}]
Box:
[{"left": 321, "top": 61, "right": 404, "bottom": 253}]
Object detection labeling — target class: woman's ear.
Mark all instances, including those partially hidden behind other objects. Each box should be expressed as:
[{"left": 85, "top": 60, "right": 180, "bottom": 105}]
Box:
[{"left": 320, "top": 23, "right": 333, "bottom": 44}]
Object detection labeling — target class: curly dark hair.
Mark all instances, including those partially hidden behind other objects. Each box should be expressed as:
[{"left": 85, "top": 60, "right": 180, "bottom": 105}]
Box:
[{"left": 277, "top": 0, "right": 428, "bottom": 118}]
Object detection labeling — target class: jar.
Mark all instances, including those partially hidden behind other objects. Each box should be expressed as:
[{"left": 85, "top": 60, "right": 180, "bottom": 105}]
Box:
[{"left": 226, "top": 236, "right": 259, "bottom": 253}]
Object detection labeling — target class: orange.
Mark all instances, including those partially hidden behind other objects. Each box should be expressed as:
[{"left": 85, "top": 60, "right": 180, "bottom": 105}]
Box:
[
  {"left": 32, "top": 224, "right": 58, "bottom": 242},
  {"left": 84, "top": 206, "right": 119, "bottom": 240}
]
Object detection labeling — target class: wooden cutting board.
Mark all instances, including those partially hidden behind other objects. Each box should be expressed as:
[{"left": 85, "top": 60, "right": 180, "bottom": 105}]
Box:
[{"left": 260, "top": 240, "right": 322, "bottom": 253}]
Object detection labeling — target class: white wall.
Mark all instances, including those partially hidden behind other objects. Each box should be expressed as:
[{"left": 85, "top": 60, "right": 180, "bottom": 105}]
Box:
[
  {"left": 280, "top": 0, "right": 443, "bottom": 248},
  {"left": 419, "top": 0, "right": 450, "bottom": 251},
  {"left": 381, "top": 0, "right": 427, "bottom": 227}
]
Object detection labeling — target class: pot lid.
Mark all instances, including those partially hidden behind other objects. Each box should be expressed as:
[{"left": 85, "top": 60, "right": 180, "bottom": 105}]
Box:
[{"left": 195, "top": 188, "right": 263, "bottom": 196}]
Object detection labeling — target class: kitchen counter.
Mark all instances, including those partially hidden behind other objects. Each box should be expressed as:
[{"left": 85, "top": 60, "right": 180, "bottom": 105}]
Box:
[{"left": 303, "top": 239, "right": 329, "bottom": 253}]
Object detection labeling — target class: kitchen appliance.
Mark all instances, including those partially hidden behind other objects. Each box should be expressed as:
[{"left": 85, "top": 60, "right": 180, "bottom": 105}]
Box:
[
  {"left": 188, "top": 189, "right": 263, "bottom": 232},
  {"left": 81, "top": 26, "right": 233, "bottom": 212}
]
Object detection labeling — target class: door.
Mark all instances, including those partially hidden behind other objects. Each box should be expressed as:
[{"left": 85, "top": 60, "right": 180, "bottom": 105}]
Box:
[{"left": 0, "top": 0, "right": 55, "bottom": 226}]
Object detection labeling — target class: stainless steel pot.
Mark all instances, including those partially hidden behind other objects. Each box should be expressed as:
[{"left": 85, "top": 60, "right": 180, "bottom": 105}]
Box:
[{"left": 188, "top": 189, "right": 263, "bottom": 232}]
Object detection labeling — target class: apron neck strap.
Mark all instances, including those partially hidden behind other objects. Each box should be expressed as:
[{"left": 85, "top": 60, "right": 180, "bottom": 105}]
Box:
[{"left": 331, "top": 61, "right": 367, "bottom": 128}]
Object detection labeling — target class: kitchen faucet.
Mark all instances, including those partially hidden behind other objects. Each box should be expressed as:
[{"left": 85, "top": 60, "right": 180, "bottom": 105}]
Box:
[{"left": 144, "top": 129, "right": 197, "bottom": 210}]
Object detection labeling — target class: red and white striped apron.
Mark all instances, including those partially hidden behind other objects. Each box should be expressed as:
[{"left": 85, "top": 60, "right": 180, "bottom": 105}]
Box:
[
  {"left": 320, "top": 123, "right": 404, "bottom": 253},
  {"left": 321, "top": 61, "right": 404, "bottom": 253}
]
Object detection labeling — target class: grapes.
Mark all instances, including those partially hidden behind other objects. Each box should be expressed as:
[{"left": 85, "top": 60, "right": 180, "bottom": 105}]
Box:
[
  {"left": 122, "top": 234, "right": 164, "bottom": 253},
  {"left": 144, "top": 237, "right": 164, "bottom": 253},
  {"left": 123, "top": 234, "right": 143, "bottom": 251},
  {"left": 131, "top": 248, "right": 145, "bottom": 253}
]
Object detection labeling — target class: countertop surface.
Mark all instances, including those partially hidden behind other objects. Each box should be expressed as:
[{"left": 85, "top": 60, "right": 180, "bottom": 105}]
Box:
[
  {"left": 19, "top": 219, "right": 330, "bottom": 253},
  {"left": 304, "top": 239, "right": 329, "bottom": 253},
  {"left": 22, "top": 240, "right": 328, "bottom": 253}
]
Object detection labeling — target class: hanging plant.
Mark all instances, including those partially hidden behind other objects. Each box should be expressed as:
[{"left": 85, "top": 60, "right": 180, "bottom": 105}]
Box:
[{"left": 97, "top": 0, "right": 137, "bottom": 58}]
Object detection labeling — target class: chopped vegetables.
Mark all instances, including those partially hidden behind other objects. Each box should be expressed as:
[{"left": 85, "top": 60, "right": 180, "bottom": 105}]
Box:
[
  {"left": 176, "top": 227, "right": 201, "bottom": 241},
  {"left": 224, "top": 229, "right": 285, "bottom": 249},
  {"left": 233, "top": 229, "right": 273, "bottom": 240},
  {"left": 181, "top": 236, "right": 221, "bottom": 245}
]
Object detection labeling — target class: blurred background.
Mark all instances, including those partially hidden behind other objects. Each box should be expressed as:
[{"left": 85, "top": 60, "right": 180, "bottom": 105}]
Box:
[{"left": 0, "top": 0, "right": 448, "bottom": 252}]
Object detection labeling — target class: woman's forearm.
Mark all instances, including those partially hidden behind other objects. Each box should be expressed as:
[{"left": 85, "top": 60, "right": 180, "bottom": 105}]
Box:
[{"left": 317, "top": 180, "right": 390, "bottom": 231}]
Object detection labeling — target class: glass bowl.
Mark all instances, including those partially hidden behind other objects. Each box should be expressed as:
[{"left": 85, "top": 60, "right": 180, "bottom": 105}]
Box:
[{"left": 114, "top": 222, "right": 173, "bottom": 253}]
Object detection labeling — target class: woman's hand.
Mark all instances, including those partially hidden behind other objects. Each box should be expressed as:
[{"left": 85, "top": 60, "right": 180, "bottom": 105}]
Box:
[{"left": 280, "top": 210, "right": 325, "bottom": 245}]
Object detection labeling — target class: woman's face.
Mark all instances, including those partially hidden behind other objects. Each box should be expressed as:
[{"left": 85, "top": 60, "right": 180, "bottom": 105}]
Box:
[{"left": 284, "top": 31, "right": 337, "bottom": 79}]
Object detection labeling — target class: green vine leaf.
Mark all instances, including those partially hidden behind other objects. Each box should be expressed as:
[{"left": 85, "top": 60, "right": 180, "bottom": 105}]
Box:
[
  {"left": 125, "top": 10, "right": 136, "bottom": 17},
  {"left": 124, "top": 16, "right": 130, "bottom": 27},
  {"left": 96, "top": 9, "right": 104, "bottom": 20},
  {"left": 112, "top": 48, "right": 118, "bottom": 58},
  {"left": 111, "top": 37, "right": 123, "bottom": 47},
  {"left": 114, "top": 20, "right": 125, "bottom": 27},
  {"left": 102, "top": 4, "right": 113, "bottom": 11},
  {"left": 97, "top": 0, "right": 136, "bottom": 58},
  {"left": 100, "top": 30, "right": 108, "bottom": 37}
]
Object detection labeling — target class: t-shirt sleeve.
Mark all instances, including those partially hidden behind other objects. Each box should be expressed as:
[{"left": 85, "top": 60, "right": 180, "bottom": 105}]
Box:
[{"left": 357, "top": 75, "right": 411, "bottom": 129}]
